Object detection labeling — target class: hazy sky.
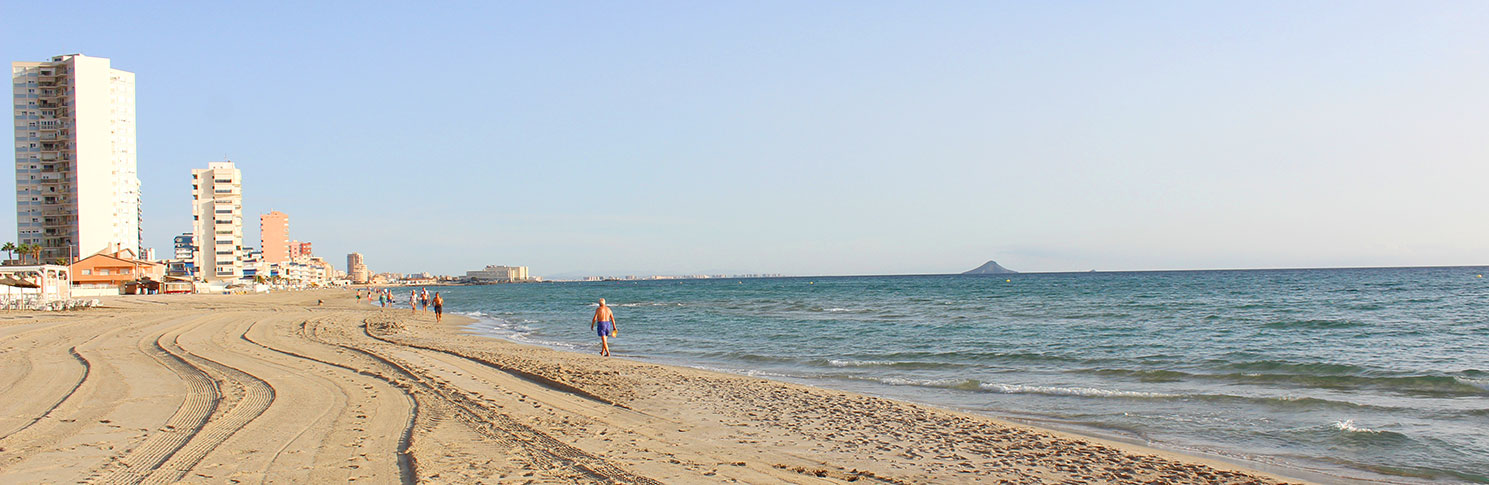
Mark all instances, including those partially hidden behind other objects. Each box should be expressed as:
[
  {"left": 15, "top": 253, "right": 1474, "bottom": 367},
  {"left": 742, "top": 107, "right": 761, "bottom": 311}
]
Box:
[{"left": 5, "top": 1, "right": 1486, "bottom": 277}]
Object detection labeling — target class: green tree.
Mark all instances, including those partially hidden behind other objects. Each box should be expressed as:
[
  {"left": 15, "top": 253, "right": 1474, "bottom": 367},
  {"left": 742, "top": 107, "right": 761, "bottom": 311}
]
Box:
[
  {"left": 23, "top": 244, "right": 42, "bottom": 264},
  {"left": 1, "top": 242, "right": 14, "bottom": 264}
]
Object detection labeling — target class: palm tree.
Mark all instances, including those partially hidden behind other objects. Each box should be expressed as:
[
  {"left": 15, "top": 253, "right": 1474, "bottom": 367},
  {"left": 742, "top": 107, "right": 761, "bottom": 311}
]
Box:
[
  {"left": 23, "top": 244, "right": 42, "bottom": 265},
  {"left": 2, "top": 242, "right": 14, "bottom": 263}
]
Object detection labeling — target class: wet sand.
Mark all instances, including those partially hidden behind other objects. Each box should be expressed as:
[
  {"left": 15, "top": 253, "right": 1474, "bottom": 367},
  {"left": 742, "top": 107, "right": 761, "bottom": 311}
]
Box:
[{"left": 0, "top": 290, "right": 1301, "bottom": 483}]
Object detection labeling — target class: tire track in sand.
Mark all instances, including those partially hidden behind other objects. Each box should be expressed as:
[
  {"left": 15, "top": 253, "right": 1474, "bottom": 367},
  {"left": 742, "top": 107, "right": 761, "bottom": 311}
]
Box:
[
  {"left": 231, "top": 313, "right": 412, "bottom": 484},
  {"left": 241, "top": 315, "right": 418, "bottom": 484},
  {"left": 92, "top": 314, "right": 275, "bottom": 484},
  {"left": 145, "top": 317, "right": 276, "bottom": 484},
  {"left": 0, "top": 320, "right": 141, "bottom": 475},
  {"left": 91, "top": 317, "right": 221, "bottom": 483},
  {"left": 310, "top": 316, "right": 663, "bottom": 484}
]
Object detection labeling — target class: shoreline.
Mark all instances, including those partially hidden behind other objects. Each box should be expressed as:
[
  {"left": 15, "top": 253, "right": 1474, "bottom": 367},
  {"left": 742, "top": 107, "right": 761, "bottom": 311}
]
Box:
[
  {"left": 447, "top": 309, "right": 1340, "bottom": 485},
  {"left": 423, "top": 300, "right": 1306, "bottom": 483},
  {"left": 0, "top": 289, "right": 1303, "bottom": 483}
]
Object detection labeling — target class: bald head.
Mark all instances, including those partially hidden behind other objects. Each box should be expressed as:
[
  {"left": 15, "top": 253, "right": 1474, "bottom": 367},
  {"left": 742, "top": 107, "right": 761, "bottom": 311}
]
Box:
[{"left": 599, "top": 298, "right": 606, "bottom": 306}]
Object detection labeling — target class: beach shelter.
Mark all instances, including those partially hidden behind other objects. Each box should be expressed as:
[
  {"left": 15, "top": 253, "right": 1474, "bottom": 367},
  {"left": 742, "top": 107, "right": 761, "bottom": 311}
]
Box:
[
  {"left": 162, "top": 276, "right": 194, "bottom": 294},
  {"left": 0, "top": 275, "right": 40, "bottom": 288}
]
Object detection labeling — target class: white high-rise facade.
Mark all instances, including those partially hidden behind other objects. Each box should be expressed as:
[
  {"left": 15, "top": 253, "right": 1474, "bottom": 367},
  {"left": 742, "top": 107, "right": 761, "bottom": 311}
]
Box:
[
  {"left": 12, "top": 54, "right": 140, "bottom": 263},
  {"left": 192, "top": 161, "right": 243, "bottom": 281}
]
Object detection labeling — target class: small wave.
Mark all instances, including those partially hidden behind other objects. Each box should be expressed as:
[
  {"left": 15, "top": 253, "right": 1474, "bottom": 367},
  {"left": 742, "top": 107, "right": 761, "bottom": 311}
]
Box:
[
  {"left": 1262, "top": 319, "right": 1364, "bottom": 329},
  {"left": 1458, "top": 375, "right": 1489, "bottom": 392},
  {"left": 1326, "top": 420, "right": 1411, "bottom": 444},
  {"left": 1332, "top": 419, "right": 1384, "bottom": 434},
  {"left": 698, "top": 351, "right": 801, "bottom": 365},
  {"left": 1085, "top": 368, "right": 1189, "bottom": 382},
  {"left": 1218, "top": 360, "right": 1367, "bottom": 375},
  {"left": 614, "top": 302, "right": 681, "bottom": 308},
  {"left": 819, "top": 359, "right": 965, "bottom": 370},
  {"left": 827, "top": 359, "right": 894, "bottom": 367},
  {"left": 980, "top": 382, "right": 1179, "bottom": 399},
  {"left": 863, "top": 376, "right": 1179, "bottom": 399},
  {"left": 1075, "top": 367, "right": 1487, "bottom": 396}
]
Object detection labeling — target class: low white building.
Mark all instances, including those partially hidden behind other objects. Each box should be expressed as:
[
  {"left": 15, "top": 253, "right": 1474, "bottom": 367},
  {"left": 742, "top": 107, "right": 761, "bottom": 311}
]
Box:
[
  {"left": 0, "top": 264, "right": 71, "bottom": 304},
  {"left": 466, "top": 265, "right": 530, "bottom": 283}
]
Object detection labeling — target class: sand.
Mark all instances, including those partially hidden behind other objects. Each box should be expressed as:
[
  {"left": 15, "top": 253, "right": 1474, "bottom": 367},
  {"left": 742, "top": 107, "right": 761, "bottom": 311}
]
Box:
[{"left": 0, "top": 290, "right": 1302, "bottom": 484}]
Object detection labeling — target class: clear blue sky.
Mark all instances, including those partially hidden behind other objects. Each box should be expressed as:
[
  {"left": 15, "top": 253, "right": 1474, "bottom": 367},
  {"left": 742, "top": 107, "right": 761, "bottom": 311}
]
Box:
[{"left": 6, "top": 1, "right": 1486, "bottom": 277}]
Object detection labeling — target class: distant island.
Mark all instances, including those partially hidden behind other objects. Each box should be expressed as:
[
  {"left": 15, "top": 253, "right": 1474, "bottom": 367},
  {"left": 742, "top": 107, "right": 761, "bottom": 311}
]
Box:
[{"left": 962, "top": 260, "right": 1018, "bottom": 275}]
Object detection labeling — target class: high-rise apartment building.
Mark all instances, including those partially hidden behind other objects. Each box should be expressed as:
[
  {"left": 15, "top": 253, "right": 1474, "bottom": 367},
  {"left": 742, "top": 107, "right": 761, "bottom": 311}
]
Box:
[
  {"left": 12, "top": 54, "right": 141, "bottom": 262},
  {"left": 192, "top": 161, "right": 243, "bottom": 281},
  {"left": 347, "top": 252, "right": 368, "bottom": 284},
  {"left": 260, "top": 210, "right": 288, "bottom": 263}
]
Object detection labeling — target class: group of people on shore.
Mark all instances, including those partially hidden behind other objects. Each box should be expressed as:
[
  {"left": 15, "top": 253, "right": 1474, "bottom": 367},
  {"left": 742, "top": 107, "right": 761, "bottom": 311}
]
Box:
[
  {"left": 356, "top": 287, "right": 443, "bottom": 322},
  {"left": 356, "top": 288, "right": 616, "bottom": 356}
]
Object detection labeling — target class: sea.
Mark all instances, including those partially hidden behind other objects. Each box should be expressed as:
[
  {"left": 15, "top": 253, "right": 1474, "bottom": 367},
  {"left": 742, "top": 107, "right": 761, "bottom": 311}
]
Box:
[{"left": 428, "top": 267, "right": 1489, "bottom": 483}]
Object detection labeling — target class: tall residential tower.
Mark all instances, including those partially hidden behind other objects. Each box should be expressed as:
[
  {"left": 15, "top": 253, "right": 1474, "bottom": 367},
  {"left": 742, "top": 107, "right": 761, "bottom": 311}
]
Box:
[
  {"left": 260, "top": 210, "right": 288, "bottom": 264},
  {"left": 347, "top": 252, "right": 368, "bottom": 284},
  {"left": 192, "top": 161, "right": 243, "bottom": 281},
  {"left": 12, "top": 54, "right": 141, "bottom": 262}
]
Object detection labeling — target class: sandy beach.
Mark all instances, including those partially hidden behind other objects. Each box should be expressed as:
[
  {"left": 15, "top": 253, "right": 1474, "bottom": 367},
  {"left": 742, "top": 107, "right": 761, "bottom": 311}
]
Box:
[{"left": 0, "top": 290, "right": 1300, "bottom": 484}]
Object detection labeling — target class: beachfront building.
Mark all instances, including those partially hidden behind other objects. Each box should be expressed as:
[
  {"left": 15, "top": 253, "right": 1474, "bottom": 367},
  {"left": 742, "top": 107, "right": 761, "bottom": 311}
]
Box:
[
  {"left": 12, "top": 54, "right": 141, "bottom": 263},
  {"left": 260, "top": 210, "right": 288, "bottom": 264},
  {"left": 277, "top": 256, "right": 335, "bottom": 286},
  {"left": 347, "top": 252, "right": 368, "bottom": 284},
  {"left": 242, "top": 247, "right": 263, "bottom": 279},
  {"left": 466, "top": 265, "right": 531, "bottom": 283},
  {"left": 191, "top": 161, "right": 243, "bottom": 282},
  {"left": 289, "top": 240, "right": 312, "bottom": 258},
  {"left": 70, "top": 248, "right": 164, "bottom": 294},
  {"left": 0, "top": 264, "right": 71, "bottom": 305},
  {"left": 173, "top": 233, "right": 194, "bottom": 259}
]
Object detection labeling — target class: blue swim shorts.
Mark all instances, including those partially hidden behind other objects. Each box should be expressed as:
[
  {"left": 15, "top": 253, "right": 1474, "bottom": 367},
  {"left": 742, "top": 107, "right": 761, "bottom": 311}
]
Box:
[{"left": 596, "top": 320, "right": 614, "bottom": 337}]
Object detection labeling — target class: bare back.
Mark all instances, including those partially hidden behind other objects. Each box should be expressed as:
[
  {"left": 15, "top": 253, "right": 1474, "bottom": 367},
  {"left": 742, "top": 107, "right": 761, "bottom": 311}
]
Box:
[{"left": 593, "top": 305, "right": 614, "bottom": 323}]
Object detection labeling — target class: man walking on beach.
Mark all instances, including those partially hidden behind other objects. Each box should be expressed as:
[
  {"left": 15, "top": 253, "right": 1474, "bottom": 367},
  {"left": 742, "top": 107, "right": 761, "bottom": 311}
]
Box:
[
  {"left": 590, "top": 298, "right": 618, "bottom": 357},
  {"left": 432, "top": 292, "right": 444, "bottom": 323}
]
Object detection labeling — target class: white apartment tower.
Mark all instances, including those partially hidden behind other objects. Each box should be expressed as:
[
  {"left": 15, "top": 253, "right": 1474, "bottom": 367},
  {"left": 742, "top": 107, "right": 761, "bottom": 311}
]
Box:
[
  {"left": 12, "top": 54, "right": 141, "bottom": 262},
  {"left": 192, "top": 161, "right": 243, "bottom": 281}
]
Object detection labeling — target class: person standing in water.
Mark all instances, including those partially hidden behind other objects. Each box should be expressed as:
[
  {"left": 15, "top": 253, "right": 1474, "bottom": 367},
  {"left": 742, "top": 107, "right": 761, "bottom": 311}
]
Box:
[{"left": 590, "top": 298, "right": 618, "bottom": 357}]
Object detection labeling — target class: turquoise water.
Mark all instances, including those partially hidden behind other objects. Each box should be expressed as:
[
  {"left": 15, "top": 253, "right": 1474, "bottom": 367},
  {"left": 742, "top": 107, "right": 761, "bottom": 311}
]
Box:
[{"left": 430, "top": 267, "right": 1489, "bottom": 483}]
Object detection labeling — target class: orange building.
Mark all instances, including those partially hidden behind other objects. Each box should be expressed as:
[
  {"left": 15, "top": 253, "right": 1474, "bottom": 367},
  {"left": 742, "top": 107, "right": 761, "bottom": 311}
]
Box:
[
  {"left": 289, "top": 240, "right": 312, "bottom": 258},
  {"left": 71, "top": 249, "right": 165, "bottom": 288},
  {"left": 260, "top": 210, "right": 290, "bottom": 264}
]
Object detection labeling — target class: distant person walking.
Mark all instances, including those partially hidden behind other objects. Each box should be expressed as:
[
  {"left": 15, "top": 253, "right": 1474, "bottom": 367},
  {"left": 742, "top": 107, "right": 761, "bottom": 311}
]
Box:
[
  {"left": 590, "top": 298, "right": 618, "bottom": 357},
  {"left": 432, "top": 292, "right": 444, "bottom": 323},
  {"left": 410, "top": 290, "right": 418, "bottom": 314}
]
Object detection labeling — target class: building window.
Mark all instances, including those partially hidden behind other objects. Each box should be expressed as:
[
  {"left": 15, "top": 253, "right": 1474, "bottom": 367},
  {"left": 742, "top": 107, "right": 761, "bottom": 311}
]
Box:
[
  {"left": 98, "top": 269, "right": 109, "bottom": 275},
  {"left": 81, "top": 269, "right": 91, "bottom": 275}
]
